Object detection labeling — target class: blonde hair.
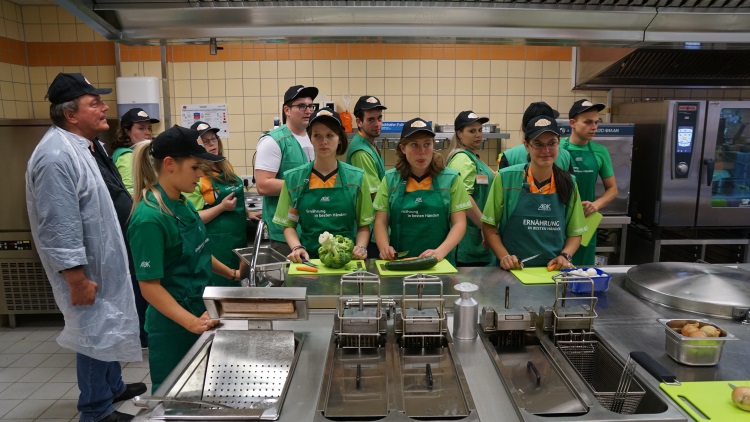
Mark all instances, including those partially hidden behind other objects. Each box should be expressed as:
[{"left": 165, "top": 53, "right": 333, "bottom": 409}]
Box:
[
  {"left": 198, "top": 133, "right": 236, "bottom": 184},
  {"left": 394, "top": 133, "right": 445, "bottom": 179},
  {"left": 131, "top": 141, "right": 173, "bottom": 217}
]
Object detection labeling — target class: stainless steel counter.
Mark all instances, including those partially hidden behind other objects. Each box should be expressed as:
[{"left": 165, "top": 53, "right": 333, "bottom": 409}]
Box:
[{"left": 136, "top": 264, "right": 750, "bottom": 421}]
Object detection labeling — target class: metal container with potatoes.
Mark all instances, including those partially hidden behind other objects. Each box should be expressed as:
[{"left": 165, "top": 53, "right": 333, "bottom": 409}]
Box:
[{"left": 659, "top": 319, "right": 737, "bottom": 366}]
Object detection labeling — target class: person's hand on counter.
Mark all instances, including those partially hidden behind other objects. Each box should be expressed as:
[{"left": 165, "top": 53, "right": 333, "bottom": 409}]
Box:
[
  {"left": 379, "top": 245, "right": 396, "bottom": 261},
  {"left": 188, "top": 311, "right": 219, "bottom": 335},
  {"left": 546, "top": 255, "right": 573, "bottom": 271},
  {"left": 246, "top": 210, "right": 262, "bottom": 221},
  {"left": 420, "top": 248, "right": 445, "bottom": 262},
  {"left": 499, "top": 254, "right": 522, "bottom": 271},
  {"left": 287, "top": 245, "right": 310, "bottom": 263},
  {"left": 352, "top": 244, "right": 368, "bottom": 260}
]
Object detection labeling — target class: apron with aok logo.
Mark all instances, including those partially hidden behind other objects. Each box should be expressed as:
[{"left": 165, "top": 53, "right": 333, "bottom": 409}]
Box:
[
  {"left": 204, "top": 172, "right": 247, "bottom": 287},
  {"left": 563, "top": 140, "right": 598, "bottom": 266}
]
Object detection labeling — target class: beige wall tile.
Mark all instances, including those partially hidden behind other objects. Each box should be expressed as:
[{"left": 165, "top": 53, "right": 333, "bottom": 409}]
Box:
[
  {"left": 314, "top": 77, "right": 332, "bottom": 96},
  {"left": 11, "top": 64, "right": 26, "bottom": 83},
  {"left": 490, "top": 77, "right": 506, "bottom": 95},
  {"left": 403, "top": 60, "right": 420, "bottom": 77},
  {"left": 276, "top": 78, "right": 295, "bottom": 96},
  {"left": 438, "top": 60, "right": 455, "bottom": 78},
  {"left": 261, "top": 96, "right": 280, "bottom": 116},
  {"left": 313, "top": 60, "right": 330, "bottom": 77},
  {"left": 174, "top": 80, "right": 191, "bottom": 97},
  {"left": 143, "top": 61, "right": 161, "bottom": 78},
  {"left": 366, "top": 77, "right": 384, "bottom": 96},
  {"left": 98, "top": 66, "right": 115, "bottom": 83},
  {"left": 259, "top": 77, "right": 278, "bottom": 97},
  {"left": 225, "top": 61, "right": 242, "bottom": 79},
  {"left": 39, "top": 6, "right": 57, "bottom": 24},
  {"left": 472, "top": 77, "right": 489, "bottom": 96},
  {"left": 58, "top": 23, "right": 77, "bottom": 41},
  {"left": 348, "top": 60, "right": 365, "bottom": 77},
  {"left": 402, "top": 95, "right": 419, "bottom": 113},
  {"left": 0, "top": 62, "right": 11, "bottom": 82},
  {"left": 173, "top": 62, "right": 190, "bottom": 80},
  {"left": 241, "top": 78, "right": 260, "bottom": 97},
  {"left": 277, "top": 60, "right": 297, "bottom": 79},
  {"left": 75, "top": 23, "right": 94, "bottom": 41},
  {"left": 0, "top": 81, "right": 12, "bottom": 99},
  {"left": 507, "top": 61, "right": 525, "bottom": 78},
  {"left": 558, "top": 61, "right": 572, "bottom": 79},
  {"left": 523, "top": 78, "right": 542, "bottom": 96},
  {"left": 473, "top": 96, "right": 490, "bottom": 116},
  {"left": 489, "top": 94, "right": 507, "bottom": 116},
  {"left": 419, "top": 95, "right": 437, "bottom": 113},
  {"left": 5, "top": 19, "right": 19, "bottom": 39},
  {"left": 384, "top": 77, "right": 403, "bottom": 96},
  {"left": 349, "top": 77, "right": 366, "bottom": 95},
  {"left": 22, "top": 6, "right": 40, "bottom": 24},
  {"left": 455, "top": 95, "right": 472, "bottom": 111},
  {"left": 208, "top": 62, "right": 225, "bottom": 80},
  {"left": 491, "top": 60, "right": 508, "bottom": 78},
  {"left": 507, "top": 78, "right": 525, "bottom": 96},
  {"left": 28, "top": 67, "right": 46, "bottom": 85},
  {"left": 383, "top": 96, "right": 401, "bottom": 114},
  {"left": 119, "top": 62, "right": 138, "bottom": 77},
  {"left": 419, "top": 77, "right": 437, "bottom": 94},
  {"left": 208, "top": 79, "right": 225, "bottom": 97},
  {"left": 3, "top": 100, "right": 17, "bottom": 118},
  {"left": 366, "top": 60, "right": 385, "bottom": 77},
  {"left": 473, "top": 60, "right": 490, "bottom": 78},
  {"left": 57, "top": 6, "right": 76, "bottom": 24},
  {"left": 455, "top": 60, "right": 472, "bottom": 78},
  {"left": 421, "top": 60, "right": 437, "bottom": 78},
  {"left": 437, "top": 96, "right": 454, "bottom": 114},
  {"left": 32, "top": 100, "right": 47, "bottom": 119},
  {"left": 24, "top": 23, "right": 42, "bottom": 41},
  {"left": 541, "top": 78, "right": 559, "bottom": 97},
  {"left": 3, "top": 1, "right": 18, "bottom": 21},
  {"left": 438, "top": 78, "right": 456, "bottom": 96},
  {"left": 525, "top": 61, "right": 542, "bottom": 78},
  {"left": 0, "top": 19, "right": 6, "bottom": 38},
  {"left": 402, "top": 77, "right": 420, "bottom": 96},
  {"left": 243, "top": 61, "right": 260, "bottom": 78},
  {"left": 455, "top": 78, "right": 472, "bottom": 95},
  {"left": 384, "top": 60, "right": 402, "bottom": 78},
  {"left": 295, "top": 60, "right": 313, "bottom": 78},
  {"left": 190, "top": 62, "right": 208, "bottom": 79}
]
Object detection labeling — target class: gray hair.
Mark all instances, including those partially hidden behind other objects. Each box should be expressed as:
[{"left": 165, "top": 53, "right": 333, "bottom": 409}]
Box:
[{"left": 49, "top": 98, "right": 80, "bottom": 128}]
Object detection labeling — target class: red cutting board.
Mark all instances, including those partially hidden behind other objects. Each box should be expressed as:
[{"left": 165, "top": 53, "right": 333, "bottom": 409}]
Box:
[{"left": 660, "top": 380, "right": 750, "bottom": 421}]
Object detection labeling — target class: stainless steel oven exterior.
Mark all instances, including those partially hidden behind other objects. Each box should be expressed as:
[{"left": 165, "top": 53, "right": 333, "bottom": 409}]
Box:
[{"left": 615, "top": 100, "right": 750, "bottom": 228}]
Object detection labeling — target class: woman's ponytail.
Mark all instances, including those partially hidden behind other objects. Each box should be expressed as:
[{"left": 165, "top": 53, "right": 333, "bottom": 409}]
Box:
[
  {"left": 552, "top": 164, "right": 574, "bottom": 207},
  {"left": 131, "top": 141, "right": 172, "bottom": 217}
]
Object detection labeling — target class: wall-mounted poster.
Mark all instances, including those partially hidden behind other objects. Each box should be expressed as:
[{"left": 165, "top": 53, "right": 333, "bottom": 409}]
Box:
[{"left": 180, "top": 104, "right": 229, "bottom": 138}]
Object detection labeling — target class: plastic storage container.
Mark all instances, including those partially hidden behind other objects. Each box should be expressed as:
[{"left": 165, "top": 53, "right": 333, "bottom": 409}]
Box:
[
  {"left": 658, "top": 319, "right": 737, "bottom": 366},
  {"left": 561, "top": 267, "right": 612, "bottom": 293}
]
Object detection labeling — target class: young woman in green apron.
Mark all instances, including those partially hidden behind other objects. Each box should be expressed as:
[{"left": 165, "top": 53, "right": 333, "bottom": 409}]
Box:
[
  {"left": 373, "top": 118, "right": 471, "bottom": 267},
  {"left": 446, "top": 111, "right": 494, "bottom": 266},
  {"left": 112, "top": 107, "right": 159, "bottom": 195},
  {"left": 481, "top": 116, "right": 587, "bottom": 271},
  {"left": 127, "top": 125, "right": 244, "bottom": 392},
  {"left": 562, "top": 99, "right": 618, "bottom": 266},
  {"left": 273, "top": 108, "right": 373, "bottom": 261},
  {"left": 184, "top": 121, "right": 250, "bottom": 287}
]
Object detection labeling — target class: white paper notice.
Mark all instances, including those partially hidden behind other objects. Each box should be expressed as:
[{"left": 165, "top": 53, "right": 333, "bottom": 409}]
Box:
[{"left": 180, "top": 104, "right": 229, "bottom": 138}]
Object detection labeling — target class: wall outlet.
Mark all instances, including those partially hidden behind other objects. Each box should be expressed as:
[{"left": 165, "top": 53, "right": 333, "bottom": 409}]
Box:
[{"left": 240, "top": 175, "right": 254, "bottom": 189}]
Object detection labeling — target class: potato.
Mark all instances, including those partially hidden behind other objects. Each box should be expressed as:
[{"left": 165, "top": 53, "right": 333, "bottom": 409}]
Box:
[
  {"left": 681, "top": 325, "right": 699, "bottom": 336},
  {"left": 732, "top": 386, "right": 750, "bottom": 412},
  {"left": 699, "top": 325, "right": 720, "bottom": 337},
  {"left": 688, "top": 330, "right": 708, "bottom": 338}
]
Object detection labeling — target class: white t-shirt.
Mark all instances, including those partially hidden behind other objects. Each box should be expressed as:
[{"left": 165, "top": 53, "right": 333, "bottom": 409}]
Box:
[{"left": 255, "top": 132, "right": 315, "bottom": 174}]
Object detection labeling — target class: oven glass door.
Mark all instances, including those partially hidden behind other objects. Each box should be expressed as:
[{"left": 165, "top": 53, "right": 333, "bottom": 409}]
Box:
[{"left": 697, "top": 101, "right": 750, "bottom": 226}]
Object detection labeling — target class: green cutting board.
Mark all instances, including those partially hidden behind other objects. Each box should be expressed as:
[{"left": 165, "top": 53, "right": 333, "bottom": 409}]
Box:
[
  {"left": 288, "top": 259, "right": 366, "bottom": 275},
  {"left": 661, "top": 380, "right": 750, "bottom": 421},
  {"left": 581, "top": 212, "right": 603, "bottom": 247},
  {"left": 510, "top": 267, "right": 561, "bottom": 285},
  {"left": 374, "top": 259, "right": 458, "bottom": 276}
]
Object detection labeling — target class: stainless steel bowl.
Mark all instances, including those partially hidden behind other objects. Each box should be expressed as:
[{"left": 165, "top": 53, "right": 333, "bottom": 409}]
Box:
[{"left": 658, "top": 319, "right": 737, "bottom": 366}]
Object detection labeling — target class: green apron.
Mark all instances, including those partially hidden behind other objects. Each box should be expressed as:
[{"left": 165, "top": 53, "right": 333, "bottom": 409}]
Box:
[
  {"left": 204, "top": 173, "right": 247, "bottom": 287},
  {"left": 500, "top": 165, "right": 568, "bottom": 268},
  {"left": 563, "top": 139, "right": 598, "bottom": 266},
  {"left": 261, "top": 126, "right": 311, "bottom": 243},
  {"left": 146, "top": 185, "right": 212, "bottom": 392},
  {"left": 448, "top": 150, "right": 494, "bottom": 265},
  {"left": 388, "top": 174, "right": 455, "bottom": 266},
  {"left": 346, "top": 133, "right": 385, "bottom": 244},
  {"left": 292, "top": 163, "right": 357, "bottom": 258}
]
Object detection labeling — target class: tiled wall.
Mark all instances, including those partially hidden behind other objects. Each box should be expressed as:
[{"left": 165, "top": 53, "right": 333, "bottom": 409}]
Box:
[{"left": 5, "top": 2, "right": 748, "bottom": 177}]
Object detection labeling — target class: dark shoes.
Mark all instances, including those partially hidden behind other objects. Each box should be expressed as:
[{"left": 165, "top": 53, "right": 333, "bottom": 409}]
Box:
[
  {"left": 99, "top": 410, "right": 134, "bottom": 422},
  {"left": 113, "top": 382, "right": 147, "bottom": 404}
]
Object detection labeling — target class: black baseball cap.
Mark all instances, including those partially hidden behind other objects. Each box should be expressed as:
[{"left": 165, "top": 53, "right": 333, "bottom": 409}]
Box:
[
  {"left": 525, "top": 115, "right": 561, "bottom": 141},
  {"left": 522, "top": 102, "right": 559, "bottom": 126},
  {"left": 353, "top": 95, "right": 387, "bottom": 115},
  {"left": 283, "top": 85, "right": 318, "bottom": 105},
  {"left": 190, "top": 121, "right": 220, "bottom": 138},
  {"left": 400, "top": 117, "right": 435, "bottom": 139},
  {"left": 569, "top": 99, "right": 606, "bottom": 119},
  {"left": 454, "top": 111, "right": 489, "bottom": 131},
  {"left": 152, "top": 125, "right": 224, "bottom": 162},
  {"left": 121, "top": 108, "right": 159, "bottom": 126},
  {"left": 307, "top": 108, "right": 343, "bottom": 129},
  {"left": 46, "top": 73, "right": 112, "bottom": 104}
]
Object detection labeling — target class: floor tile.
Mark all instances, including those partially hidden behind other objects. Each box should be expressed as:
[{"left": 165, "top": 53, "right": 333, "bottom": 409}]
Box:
[
  {"left": 29, "top": 382, "right": 76, "bottom": 400},
  {"left": 30, "top": 342, "right": 63, "bottom": 354},
  {"left": 39, "top": 399, "right": 78, "bottom": 419},
  {"left": 23, "top": 329, "right": 60, "bottom": 342},
  {"left": 17, "top": 367, "right": 64, "bottom": 383},
  {"left": 35, "top": 419, "right": 72, "bottom": 422},
  {"left": 8, "top": 353, "right": 52, "bottom": 368},
  {"left": 49, "top": 367, "right": 77, "bottom": 384},
  {"left": 125, "top": 358, "right": 149, "bottom": 368},
  {"left": 122, "top": 367, "right": 150, "bottom": 384},
  {"left": 0, "top": 399, "right": 22, "bottom": 418},
  {"left": 0, "top": 331, "right": 36, "bottom": 342},
  {"left": 38, "top": 354, "right": 76, "bottom": 368},
  {"left": 0, "top": 381, "right": 44, "bottom": 400},
  {"left": 62, "top": 384, "right": 79, "bottom": 400},
  {"left": 0, "top": 354, "right": 24, "bottom": 368},
  {"left": 3, "top": 341, "right": 44, "bottom": 354},
  {"left": 116, "top": 399, "right": 142, "bottom": 415},
  {"left": 2, "top": 398, "right": 55, "bottom": 419},
  {"left": 0, "top": 383, "right": 12, "bottom": 394},
  {"left": 0, "top": 367, "right": 33, "bottom": 383}
]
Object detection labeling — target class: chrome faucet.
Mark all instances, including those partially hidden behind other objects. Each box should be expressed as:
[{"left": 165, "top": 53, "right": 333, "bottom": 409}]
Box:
[{"left": 245, "top": 219, "right": 265, "bottom": 288}]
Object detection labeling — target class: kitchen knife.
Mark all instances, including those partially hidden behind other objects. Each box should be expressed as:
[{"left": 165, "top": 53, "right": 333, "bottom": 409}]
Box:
[
  {"left": 396, "top": 250, "right": 409, "bottom": 258},
  {"left": 300, "top": 259, "right": 318, "bottom": 268},
  {"left": 520, "top": 253, "right": 541, "bottom": 264}
]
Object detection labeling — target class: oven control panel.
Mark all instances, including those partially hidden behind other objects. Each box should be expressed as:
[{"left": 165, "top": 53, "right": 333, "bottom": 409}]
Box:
[
  {"left": 673, "top": 103, "right": 700, "bottom": 179},
  {"left": 0, "top": 240, "right": 32, "bottom": 251}
]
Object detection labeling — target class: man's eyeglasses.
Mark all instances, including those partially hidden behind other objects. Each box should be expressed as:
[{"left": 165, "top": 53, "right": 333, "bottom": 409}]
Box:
[
  {"left": 529, "top": 141, "right": 559, "bottom": 151},
  {"left": 202, "top": 137, "right": 219, "bottom": 144},
  {"left": 290, "top": 104, "right": 316, "bottom": 112}
]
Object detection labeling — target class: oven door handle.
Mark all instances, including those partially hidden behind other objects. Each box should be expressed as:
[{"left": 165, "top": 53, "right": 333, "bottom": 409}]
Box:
[{"left": 703, "top": 158, "right": 714, "bottom": 187}]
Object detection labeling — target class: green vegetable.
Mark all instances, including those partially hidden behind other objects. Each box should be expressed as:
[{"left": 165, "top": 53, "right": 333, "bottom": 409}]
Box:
[
  {"left": 317, "top": 231, "right": 354, "bottom": 269},
  {"left": 384, "top": 256, "right": 438, "bottom": 271}
]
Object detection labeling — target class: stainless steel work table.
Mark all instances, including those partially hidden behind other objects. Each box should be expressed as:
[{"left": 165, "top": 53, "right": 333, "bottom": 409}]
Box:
[{"left": 137, "top": 264, "right": 750, "bottom": 421}]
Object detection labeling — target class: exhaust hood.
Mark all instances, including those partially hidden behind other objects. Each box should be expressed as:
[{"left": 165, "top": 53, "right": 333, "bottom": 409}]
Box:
[{"left": 56, "top": 1, "right": 750, "bottom": 87}]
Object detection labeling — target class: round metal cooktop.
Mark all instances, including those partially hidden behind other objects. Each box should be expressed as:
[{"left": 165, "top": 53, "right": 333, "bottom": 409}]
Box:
[{"left": 625, "top": 262, "right": 750, "bottom": 319}]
